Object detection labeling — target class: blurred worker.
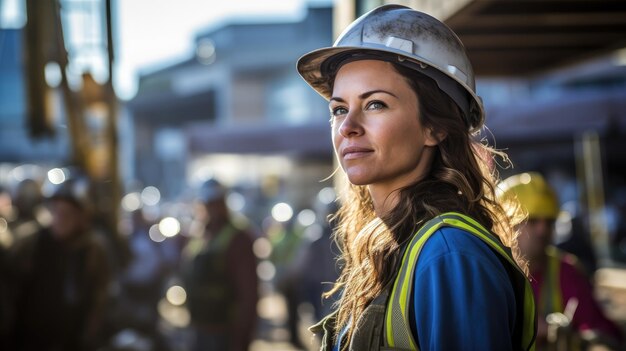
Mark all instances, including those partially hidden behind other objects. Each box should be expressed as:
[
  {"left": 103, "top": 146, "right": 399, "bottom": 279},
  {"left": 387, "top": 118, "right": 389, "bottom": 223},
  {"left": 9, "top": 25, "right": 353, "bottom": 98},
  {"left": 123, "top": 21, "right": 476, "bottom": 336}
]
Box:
[
  {"left": 7, "top": 178, "right": 45, "bottom": 243},
  {"left": 555, "top": 203, "right": 597, "bottom": 274},
  {"left": 6, "top": 174, "right": 111, "bottom": 350},
  {"left": 268, "top": 215, "right": 306, "bottom": 349},
  {"left": 293, "top": 188, "right": 340, "bottom": 322},
  {"left": 499, "top": 172, "right": 624, "bottom": 350},
  {"left": 181, "top": 179, "right": 258, "bottom": 351},
  {"left": 115, "top": 209, "right": 170, "bottom": 350}
]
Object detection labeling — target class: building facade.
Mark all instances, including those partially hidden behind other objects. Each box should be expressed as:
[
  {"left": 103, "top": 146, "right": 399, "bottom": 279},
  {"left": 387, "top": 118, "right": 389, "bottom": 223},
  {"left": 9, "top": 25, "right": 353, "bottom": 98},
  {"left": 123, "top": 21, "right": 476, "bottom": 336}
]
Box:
[{"left": 128, "top": 5, "right": 335, "bottom": 215}]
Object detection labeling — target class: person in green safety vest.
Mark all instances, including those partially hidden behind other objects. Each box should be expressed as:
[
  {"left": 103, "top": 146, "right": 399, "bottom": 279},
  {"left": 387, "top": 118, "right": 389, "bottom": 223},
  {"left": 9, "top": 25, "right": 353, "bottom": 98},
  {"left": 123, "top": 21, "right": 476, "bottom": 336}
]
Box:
[
  {"left": 181, "top": 178, "right": 258, "bottom": 351},
  {"left": 498, "top": 172, "right": 624, "bottom": 350},
  {"left": 297, "top": 4, "right": 537, "bottom": 350}
]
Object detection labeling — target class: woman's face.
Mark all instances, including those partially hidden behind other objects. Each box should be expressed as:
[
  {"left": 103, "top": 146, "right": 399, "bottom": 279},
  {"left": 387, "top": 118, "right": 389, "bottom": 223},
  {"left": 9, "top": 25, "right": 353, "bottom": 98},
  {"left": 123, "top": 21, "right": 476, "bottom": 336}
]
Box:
[{"left": 330, "top": 60, "right": 438, "bottom": 194}]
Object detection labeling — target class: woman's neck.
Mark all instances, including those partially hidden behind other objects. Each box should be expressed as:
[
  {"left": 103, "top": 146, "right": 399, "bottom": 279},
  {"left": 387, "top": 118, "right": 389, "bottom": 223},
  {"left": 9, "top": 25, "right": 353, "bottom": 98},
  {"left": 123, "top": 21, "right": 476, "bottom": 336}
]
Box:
[{"left": 370, "top": 187, "right": 398, "bottom": 217}]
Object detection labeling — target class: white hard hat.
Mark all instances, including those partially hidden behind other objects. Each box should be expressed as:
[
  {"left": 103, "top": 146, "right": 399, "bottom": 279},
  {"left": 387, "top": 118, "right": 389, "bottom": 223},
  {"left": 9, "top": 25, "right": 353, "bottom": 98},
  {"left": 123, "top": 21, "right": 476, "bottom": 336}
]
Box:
[{"left": 297, "top": 4, "right": 484, "bottom": 131}]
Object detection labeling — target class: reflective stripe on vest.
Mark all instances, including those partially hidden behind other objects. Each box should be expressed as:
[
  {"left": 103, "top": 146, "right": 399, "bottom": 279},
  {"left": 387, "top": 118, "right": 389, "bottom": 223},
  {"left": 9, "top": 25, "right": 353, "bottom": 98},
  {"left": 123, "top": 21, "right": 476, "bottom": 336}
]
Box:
[
  {"left": 540, "top": 246, "right": 564, "bottom": 318},
  {"left": 384, "top": 212, "right": 537, "bottom": 351}
]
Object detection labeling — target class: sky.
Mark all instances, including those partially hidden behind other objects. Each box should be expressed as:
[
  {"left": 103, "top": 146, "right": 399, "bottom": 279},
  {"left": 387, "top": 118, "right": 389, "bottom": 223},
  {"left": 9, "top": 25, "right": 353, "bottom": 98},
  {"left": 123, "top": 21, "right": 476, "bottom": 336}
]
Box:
[{"left": 114, "top": 0, "right": 331, "bottom": 100}]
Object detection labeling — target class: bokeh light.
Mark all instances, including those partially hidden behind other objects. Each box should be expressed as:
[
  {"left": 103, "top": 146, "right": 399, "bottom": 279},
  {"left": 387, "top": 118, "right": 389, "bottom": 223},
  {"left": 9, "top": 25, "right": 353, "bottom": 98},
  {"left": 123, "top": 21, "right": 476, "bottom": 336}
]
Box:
[
  {"left": 47, "top": 168, "right": 66, "bottom": 185},
  {"left": 252, "top": 237, "right": 272, "bottom": 259},
  {"left": 271, "top": 202, "right": 293, "bottom": 222},
  {"left": 226, "top": 192, "right": 246, "bottom": 212},
  {"left": 158, "top": 299, "right": 190, "bottom": 328},
  {"left": 159, "top": 217, "right": 181, "bottom": 237},
  {"left": 520, "top": 173, "right": 532, "bottom": 185},
  {"left": 166, "top": 285, "right": 187, "bottom": 306},
  {"left": 141, "top": 186, "right": 161, "bottom": 206},
  {"left": 196, "top": 38, "right": 216, "bottom": 65},
  {"left": 317, "top": 186, "right": 336, "bottom": 205},
  {"left": 121, "top": 192, "right": 142, "bottom": 212},
  {"left": 148, "top": 224, "right": 166, "bottom": 243},
  {"left": 9, "top": 164, "right": 41, "bottom": 182},
  {"left": 45, "top": 62, "right": 62, "bottom": 88},
  {"left": 257, "top": 260, "right": 276, "bottom": 281},
  {"left": 297, "top": 208, "right": 316, "bottom": 227}
]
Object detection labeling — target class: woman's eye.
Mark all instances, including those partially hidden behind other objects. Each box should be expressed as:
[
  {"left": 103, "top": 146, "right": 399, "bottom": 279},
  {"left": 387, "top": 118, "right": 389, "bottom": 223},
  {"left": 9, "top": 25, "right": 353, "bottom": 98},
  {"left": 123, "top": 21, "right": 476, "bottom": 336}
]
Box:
[
  {"left": 331, "top": 106, "right": 348, "bottom": 116},
  {"left": 366, "top": 101, "right": 386, "bottom": 110}
]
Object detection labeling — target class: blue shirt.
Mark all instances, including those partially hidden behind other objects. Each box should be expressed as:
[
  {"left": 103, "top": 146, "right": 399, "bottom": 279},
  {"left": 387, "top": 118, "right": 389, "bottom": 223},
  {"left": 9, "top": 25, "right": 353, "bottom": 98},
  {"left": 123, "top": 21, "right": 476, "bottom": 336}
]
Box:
[
  {"left": 410, "top": 226, "right": 516, "bottom": 350},
  {"left": 335, "top": 227, "right": 517, "bottom": 350}
]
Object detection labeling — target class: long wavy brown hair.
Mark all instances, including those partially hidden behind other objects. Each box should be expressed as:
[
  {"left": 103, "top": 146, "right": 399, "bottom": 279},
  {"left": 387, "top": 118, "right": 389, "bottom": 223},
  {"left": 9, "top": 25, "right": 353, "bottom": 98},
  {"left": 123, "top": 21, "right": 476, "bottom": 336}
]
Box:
[{"left": 324, "top": 62, "right": 526, "bottom": 346}]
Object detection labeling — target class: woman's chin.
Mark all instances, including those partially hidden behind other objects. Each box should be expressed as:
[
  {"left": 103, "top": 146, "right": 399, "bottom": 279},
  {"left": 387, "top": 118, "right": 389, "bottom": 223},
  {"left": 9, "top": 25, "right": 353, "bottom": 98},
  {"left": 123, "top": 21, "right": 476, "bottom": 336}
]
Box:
[{"left": 345, "top": 173, "right": 371, "bottom": 186}]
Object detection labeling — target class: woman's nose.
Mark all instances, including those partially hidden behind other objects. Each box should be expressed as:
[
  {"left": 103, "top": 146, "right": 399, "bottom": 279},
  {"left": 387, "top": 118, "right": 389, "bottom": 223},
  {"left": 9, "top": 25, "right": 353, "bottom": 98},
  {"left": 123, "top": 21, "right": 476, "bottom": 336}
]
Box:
[{"left": 338, "top": 110, "right": 364, "bottom": 138}]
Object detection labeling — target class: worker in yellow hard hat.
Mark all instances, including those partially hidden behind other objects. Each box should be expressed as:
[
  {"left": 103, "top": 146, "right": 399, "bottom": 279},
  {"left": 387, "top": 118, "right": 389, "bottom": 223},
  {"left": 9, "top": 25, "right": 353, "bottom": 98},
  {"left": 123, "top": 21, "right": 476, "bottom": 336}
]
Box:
[
  {"left": 499, "top": 172, "right": 624, "bottom": 350},
  {"left": 498, "top": 172, "right": 560, "bottom": 264}
]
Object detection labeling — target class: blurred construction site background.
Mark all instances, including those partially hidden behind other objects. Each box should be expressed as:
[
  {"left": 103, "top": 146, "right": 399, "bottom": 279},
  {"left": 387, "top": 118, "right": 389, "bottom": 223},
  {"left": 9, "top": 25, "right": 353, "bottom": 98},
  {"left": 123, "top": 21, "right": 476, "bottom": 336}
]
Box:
[{"left": 1, "top": 0, "right": 626, "bottom": 350}]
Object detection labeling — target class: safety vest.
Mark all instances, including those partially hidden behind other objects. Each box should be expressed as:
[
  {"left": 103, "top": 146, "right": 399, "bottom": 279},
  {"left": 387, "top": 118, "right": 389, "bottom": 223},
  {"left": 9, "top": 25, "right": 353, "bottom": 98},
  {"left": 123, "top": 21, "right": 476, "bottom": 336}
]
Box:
[
  {"left": 311, "top": 212, "right": 537, "bottom": 351},
  {"left": 538, "top": 246, "right": 564, "bottom": 319},
  {"left": 183, "top": 223, "right": 238, "bottom": 325},
  {"left": 537, "top": 246, "right": 590, "bottom": 351}
]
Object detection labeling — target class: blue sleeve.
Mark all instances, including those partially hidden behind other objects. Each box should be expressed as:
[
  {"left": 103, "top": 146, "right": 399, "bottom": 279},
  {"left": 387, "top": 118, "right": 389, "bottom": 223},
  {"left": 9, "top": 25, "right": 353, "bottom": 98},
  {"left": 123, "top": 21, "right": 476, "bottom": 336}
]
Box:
[{"left": 410, "top": 227, "right": 517, "bottom": 351}]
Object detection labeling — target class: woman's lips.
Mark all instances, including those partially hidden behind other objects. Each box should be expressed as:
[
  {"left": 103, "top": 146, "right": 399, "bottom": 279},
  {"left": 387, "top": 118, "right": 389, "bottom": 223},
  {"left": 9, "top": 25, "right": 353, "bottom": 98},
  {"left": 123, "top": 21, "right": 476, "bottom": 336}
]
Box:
[{"left": 342, "top": 146, "right": 374, "bottom": 160}]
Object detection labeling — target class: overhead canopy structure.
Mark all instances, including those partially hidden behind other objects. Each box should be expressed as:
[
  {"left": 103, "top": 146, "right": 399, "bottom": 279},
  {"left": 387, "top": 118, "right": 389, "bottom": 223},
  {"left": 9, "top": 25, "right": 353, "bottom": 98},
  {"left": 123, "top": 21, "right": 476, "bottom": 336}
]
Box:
[
  {"left": 432, "top": 0, "right": 626, "bottom": 76},
  {"left": 486, "top": 88, "right": 626, "bottom": 142},
  {"left": 186, "top": 122, "right": 332, "bottom": 156}
]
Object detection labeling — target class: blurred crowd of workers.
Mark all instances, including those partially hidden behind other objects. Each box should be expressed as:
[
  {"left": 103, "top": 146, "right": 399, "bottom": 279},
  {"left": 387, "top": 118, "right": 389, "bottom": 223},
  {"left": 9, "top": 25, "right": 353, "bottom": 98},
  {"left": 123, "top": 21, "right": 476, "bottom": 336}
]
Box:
[
  {"left": 0, "top": 169, "right": 340, "bottom": 351},
  {"left": 0, "top": 167, "right": 624, "bottom": 351}
]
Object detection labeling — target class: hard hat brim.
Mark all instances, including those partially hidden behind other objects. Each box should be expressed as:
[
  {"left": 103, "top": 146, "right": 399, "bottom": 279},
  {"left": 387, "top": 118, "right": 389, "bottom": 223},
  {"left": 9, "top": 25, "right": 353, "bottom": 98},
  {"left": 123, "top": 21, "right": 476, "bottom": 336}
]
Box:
[{"left": 297, "top": 45, "right": 485, "bottom": 132}]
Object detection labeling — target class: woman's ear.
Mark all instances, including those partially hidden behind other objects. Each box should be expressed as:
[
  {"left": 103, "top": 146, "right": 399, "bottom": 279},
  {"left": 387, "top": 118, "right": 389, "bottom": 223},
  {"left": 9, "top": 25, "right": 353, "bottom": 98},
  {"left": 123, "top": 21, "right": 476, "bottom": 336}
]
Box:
[{"left": 424, "top": 127, "right": 447, "bottom": 146}]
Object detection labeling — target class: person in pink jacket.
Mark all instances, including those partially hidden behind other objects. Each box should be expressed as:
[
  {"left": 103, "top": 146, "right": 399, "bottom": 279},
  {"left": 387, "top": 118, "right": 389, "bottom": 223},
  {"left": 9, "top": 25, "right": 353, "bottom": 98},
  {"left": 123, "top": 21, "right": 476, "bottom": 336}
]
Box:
[{"left": 499, "top": 172, "right": 624, "bottom": 350}]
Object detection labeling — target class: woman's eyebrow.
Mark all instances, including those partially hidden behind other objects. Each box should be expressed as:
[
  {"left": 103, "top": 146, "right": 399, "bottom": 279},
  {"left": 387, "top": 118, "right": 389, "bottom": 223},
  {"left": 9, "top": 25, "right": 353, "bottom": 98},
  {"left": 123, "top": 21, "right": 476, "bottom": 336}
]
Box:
[
  {"left": 330, "top": 89, "right": 398, "bottom": 103},
  {"left": 360, "top": 89, "right": 397, "bottom": 99}
]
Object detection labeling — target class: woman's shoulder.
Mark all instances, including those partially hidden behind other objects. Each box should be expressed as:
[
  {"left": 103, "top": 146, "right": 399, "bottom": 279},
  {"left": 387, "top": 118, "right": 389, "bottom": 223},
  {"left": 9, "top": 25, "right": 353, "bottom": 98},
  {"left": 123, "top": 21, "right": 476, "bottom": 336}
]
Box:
[
  {"left": 421, "top": 225, "right": 494, "bottom": 254},
  {"left": 415, "top": 226, "right": 509, "bottom": 277}
]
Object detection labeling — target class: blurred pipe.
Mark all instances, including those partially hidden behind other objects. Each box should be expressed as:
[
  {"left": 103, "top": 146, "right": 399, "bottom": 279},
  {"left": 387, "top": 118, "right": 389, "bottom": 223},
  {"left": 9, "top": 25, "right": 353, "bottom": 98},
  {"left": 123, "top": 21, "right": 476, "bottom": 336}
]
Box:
[
  {"left": 104, "top": 0, "right": 120, "bottom": 212},
  {"left": 23, "top": 0, "right": 58, "bottom": 137},
  {"left": 102, "top": 0, "right": 126, "bottom": 267},
  {"left": 578, "top": 131, "right": 611, "bottom": 265}
]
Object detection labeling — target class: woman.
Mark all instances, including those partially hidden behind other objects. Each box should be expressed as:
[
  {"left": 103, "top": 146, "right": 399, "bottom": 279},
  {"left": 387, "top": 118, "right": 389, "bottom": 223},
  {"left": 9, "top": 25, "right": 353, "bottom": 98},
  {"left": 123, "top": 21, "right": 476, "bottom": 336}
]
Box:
[{"left": 297, "top": 5, "right": 537, "bottom": 351}]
